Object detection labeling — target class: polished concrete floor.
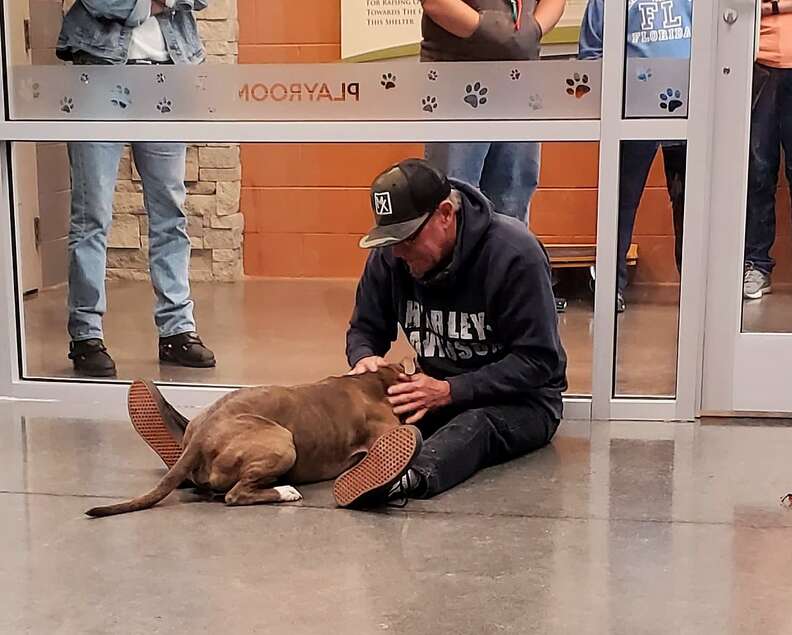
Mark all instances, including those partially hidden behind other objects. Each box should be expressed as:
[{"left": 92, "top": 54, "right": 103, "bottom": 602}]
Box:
[
  {"left": 2, "top": 406, "right": 792, "bottom": 634},
  {"left": 22, "top": 279, "right": 684, "bottom": 396}
]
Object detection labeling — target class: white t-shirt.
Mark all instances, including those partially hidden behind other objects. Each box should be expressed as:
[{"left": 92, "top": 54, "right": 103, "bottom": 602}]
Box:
[{"left": 128, "top": 1, "right": 176, "bottom": 62}]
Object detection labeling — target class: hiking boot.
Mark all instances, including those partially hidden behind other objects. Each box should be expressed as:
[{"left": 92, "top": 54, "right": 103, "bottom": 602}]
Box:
[
  {"left": 159, "top": 332, "right": 216, "bottom": 368},
  {"left": 743, "top": 263, "right": 771, "bottom": 300},
  {"left": 69, "top": 339, "right": 116, "bottom": 377},
  {"left": 128, "top": 379, "right": 185, "bottom": 469},
  {"left": 333, "top": 426, "right": 423, "bottom": 508}
]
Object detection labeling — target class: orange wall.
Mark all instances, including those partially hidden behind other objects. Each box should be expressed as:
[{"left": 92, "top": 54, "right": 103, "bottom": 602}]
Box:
[{"left": 237, "top": 0, "right": 791, "bottom": 284}]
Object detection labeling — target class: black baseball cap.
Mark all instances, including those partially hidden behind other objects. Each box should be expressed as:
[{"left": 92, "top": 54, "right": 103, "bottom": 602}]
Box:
[{"left": 359, "top": 158, "right": 452, "bottom": 249}]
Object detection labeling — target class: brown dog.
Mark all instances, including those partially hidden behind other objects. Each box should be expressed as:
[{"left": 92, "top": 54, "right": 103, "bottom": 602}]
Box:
[{"left": 86, "top": 362, "right": 422, "bottom": 517}]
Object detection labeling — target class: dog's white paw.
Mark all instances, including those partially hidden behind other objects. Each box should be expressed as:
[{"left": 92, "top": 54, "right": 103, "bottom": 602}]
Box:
[{"left": 274, "top": 485, "right": 302, "bottom": 502}]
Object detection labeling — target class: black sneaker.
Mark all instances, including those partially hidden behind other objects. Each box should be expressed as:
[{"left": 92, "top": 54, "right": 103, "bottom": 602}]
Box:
[
  {"left": 69, "top": 339, "right": 117, "bottom": 377},
  {"left": 616, "top": 291, "right": 626, "bottom": 314},
  {"left": 159, "top": 332, "right": 216, "bottom": 368}
]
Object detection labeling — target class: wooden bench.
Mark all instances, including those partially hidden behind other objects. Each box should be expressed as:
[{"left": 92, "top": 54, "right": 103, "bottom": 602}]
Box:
[
  {"left": 545, "top": 243, "right": 638, "bottom": 270},
  {"left": 544, "top": 243, "right": 638, "bottom": 312}
]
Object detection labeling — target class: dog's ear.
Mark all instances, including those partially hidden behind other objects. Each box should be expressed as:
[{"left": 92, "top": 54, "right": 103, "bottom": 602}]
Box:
[{"left": 400, "top": 356, "right": 417, "bottom": 376}]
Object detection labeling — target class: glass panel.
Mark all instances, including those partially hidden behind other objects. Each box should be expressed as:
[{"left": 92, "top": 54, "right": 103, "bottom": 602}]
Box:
[
  {"left": 614, "top": 139, "right": 686, "bottom": 397},
  {"left": 620, "top": 0, "right": 693, "bottom": 118},
  {"left": 741, "top": 38, "right": 792, "bottom": 333},
  {"left": 4, "top": 1, "right": 602, "bottom": 121},
  {"left": 12, "top": 140, "right": 598, "bottom": 398}
]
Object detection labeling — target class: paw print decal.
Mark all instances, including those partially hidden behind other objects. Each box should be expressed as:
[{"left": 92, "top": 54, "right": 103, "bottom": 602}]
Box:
[
  {"left": 528, "top": 93, "right": 543, "bottom": 111},
  {"left": 422, "top": 96, "right": 438, "bottom": 113},
  {"left": 464, "top": 82, "right": 488, "bottom": 108},
  {"left": 156, "top": 73, "right": 166, "bottom": 84},
  {"left": 380, "top": 73, "right": 397, "bottom": 90},
  {"left": 80, "top": 73, "right": 90, "bottom": 85},
  {"left": 659, "top": 88, "right": 684, "bottom": 113},
  {"left": 427, "top": 69, "right": 438, "bottom": 81},
  {"left": 637, "top": 67, "right": 653, "bottom": 82},
  {"left": 111, "top": 85, "right": 131, "bottom": 109},
  {"left": 60, "top": 97, "right": 74, "bottom": 113},
  {"left": 156, "top": 98, "right": 173, "bottom": 113},
  {"left": 566, "top": 73, "right": 591, "bottom": 99},
  {"left": 510, "top": 69, "right": 521, "bottom": 81}
]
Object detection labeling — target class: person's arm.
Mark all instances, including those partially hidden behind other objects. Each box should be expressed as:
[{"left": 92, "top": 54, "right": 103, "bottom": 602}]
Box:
[
  {"left": 81, "top": 0, "right": 151, "bottom": 26},
  {"left": 446, "top": 253, "right": 563, "bottom": 406},
  {"left": 346, "top": 251, "right": 399, "bottom": 369},
  {"left": 534, "top": 0, "right": 567, "bottom": 38},
  {"left": 762, "top": 0, "right": 792, "bottom": 15},
  {"left": 420, "top": 0, "right": 481, "bottom": 38},
  {"left": 577, "top": 0, "right": 603, "bottom": 60}
]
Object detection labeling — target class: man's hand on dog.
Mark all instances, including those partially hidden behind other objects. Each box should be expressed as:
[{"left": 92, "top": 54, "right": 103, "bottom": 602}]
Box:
[
  {"left": 348, "top": 356, "right": 389, "bottom": 375},
  {"left": 388, "top": 373, "right": 451, "bottom": 424}
]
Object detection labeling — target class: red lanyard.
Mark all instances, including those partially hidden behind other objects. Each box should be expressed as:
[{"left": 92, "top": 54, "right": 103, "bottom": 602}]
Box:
[{"left": 510, "top": 0, "right": 524, "bottom": 30}]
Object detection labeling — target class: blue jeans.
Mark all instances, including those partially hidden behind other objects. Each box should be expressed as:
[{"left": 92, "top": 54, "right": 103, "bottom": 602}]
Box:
[
  {"left": 745, "top": 64, "right": 792, "bottom": 275},
  {"left": 424, "top": 142, "right": 541, "bottom": 223},
  {"left": 618, "top": 141, "right": 687, "bottom": 292},
  {"left": 67, "top": 142, "right": 195, "bottom": 341}
]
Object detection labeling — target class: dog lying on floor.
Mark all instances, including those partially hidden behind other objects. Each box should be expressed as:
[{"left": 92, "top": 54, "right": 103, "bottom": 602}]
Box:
[{"left": 86, "top": 361, "right": 423, "bottom": 517}]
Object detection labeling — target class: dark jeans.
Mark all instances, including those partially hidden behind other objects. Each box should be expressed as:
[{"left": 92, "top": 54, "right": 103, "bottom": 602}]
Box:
[
  {"left": 745, "top": 63, "right": 792, "bottom": 275},
  {"left": 618, "top": 141, "right": 687, "bottom": 292},
  {"left": 410, "top": 402, "right": 560, "bottom": 498}
]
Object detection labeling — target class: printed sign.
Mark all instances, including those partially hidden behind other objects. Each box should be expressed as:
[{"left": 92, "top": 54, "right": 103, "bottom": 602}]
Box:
[{"left": 341, "top": 0, "right": 423, "bottom": 61}]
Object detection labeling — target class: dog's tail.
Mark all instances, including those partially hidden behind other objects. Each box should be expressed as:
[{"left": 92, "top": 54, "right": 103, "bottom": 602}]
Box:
[{"left": 85, "top": 442, "right": 200, "bottom": 518}]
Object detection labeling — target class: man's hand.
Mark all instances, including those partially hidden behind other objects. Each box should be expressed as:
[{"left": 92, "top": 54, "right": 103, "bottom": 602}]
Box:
[
  {"left": 388, "top": 373, "right": 451, "bottom": 424},
  {"left": 348, "top": 356, "right": 389, "bottom": 375},
  {"left": 151, "top": 0, "right": 167, "bottom": 15}
]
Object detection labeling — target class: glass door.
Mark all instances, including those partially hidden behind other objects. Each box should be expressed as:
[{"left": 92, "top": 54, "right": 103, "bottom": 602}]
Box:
[{"left": 702, "top": 0, "right": 792, "bottom": 414}]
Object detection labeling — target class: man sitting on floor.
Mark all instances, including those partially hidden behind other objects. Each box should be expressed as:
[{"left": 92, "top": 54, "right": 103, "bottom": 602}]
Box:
[{"left": 128, "top": 159, "right": 567, "bottom": 507}]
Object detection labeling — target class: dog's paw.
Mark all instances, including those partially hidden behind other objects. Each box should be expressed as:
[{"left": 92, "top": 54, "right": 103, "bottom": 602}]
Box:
[{"left": 274, "top": 485, "right": 303, "bottom": 502}]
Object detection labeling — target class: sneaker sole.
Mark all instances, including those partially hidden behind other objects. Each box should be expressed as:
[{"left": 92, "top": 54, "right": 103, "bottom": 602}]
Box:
[
  {"left": 128, "top": 380, "right": 183, "bottom": 469},
  {"left": 744, "top": 286, "right": 772, "bottom": 300},
  {"left": 333, "top": 426, "right": 422, "bottom": 508}
]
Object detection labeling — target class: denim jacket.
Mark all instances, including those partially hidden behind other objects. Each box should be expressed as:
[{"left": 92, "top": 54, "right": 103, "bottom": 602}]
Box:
[{"left": 57, "top": 0, "right": 207, "bottom": 65}]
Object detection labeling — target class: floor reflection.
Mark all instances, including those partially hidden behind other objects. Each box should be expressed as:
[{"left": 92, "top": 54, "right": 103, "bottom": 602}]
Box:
[{"left": 23, "top": 279, "right": 683, "bottom": 396}]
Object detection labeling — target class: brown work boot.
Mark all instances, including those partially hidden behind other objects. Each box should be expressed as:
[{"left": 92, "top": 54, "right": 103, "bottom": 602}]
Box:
[
  {"left": 127, "top": 379, "right": 186, "bottom": 469},
  {"left": 333, "top": 425, "right": 423, "bottom": 508}
]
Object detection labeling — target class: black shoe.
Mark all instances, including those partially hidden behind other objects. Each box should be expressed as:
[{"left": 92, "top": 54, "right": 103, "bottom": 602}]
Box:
[
  {"left": 159, "top": 332, "right": 216, "bottom": 368},
  {"left": 69, "top": 339, "right": 117, "bottom": 377},
  {"left": 616, "top": 291, "right": 626, "bottom": 314}
]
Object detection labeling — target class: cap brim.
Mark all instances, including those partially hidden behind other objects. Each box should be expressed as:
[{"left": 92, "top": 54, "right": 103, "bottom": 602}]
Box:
[{"left": 359, "top": 213, "right": 430, "bottom": 249}]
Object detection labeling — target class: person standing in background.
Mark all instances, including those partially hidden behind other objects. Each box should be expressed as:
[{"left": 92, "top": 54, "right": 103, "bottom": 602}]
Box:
[
  {"left": 420, "top": 0, "right": 567, "bottom": 225},
  {"left": 57, "top": 0, "right": 216, "bottom": 377},
  {"left": 578, "top": 0, "right": 692, "bottom": 312},
  {"left": 743, "top": 1, "right": 792, "bottom": 300}
]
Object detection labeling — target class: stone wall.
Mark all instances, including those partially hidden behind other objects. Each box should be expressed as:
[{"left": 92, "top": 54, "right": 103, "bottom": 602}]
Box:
[{"left": 107, "top": 1, "right": 243, "bottom": 282}]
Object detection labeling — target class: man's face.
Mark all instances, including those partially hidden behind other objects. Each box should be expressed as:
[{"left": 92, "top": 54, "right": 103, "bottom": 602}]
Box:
[{"left": 392, "top": 202, "right": 456, "bottom": 278}]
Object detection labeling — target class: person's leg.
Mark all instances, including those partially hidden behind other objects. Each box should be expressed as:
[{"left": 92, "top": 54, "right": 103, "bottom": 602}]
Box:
[
  {"left": 617, "top": 141, "right": 659, "bottom": 294},
  {"left": 424, "top": 142, "right": 490, "bottom": 189},
  {"left": 67, "top": 142, "right": 125, "bottom": 341},
  {"left": 745, "top": 64, "right": 781, "bottom": 277},
  {"left": 66, "top": 142, "right": 125, "bottom": 376},
  {"left": 132, "top": 142, "right": 215, "bottom": 366},
  {"left": 661, "top": 142, "right": 687, "bottom": 275},
  {"left": 410, "top": 403, "right": 559, "bottom": 498},
  {"left": 777, "top": 69, "right": 792, "bottom": 240},
  {"left": 479, "top": 142, "right": 541, "bottom": 225}
]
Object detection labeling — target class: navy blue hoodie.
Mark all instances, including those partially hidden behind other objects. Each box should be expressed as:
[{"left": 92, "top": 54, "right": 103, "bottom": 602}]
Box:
[{"left": 346, "top": 181, "right": 568, "bottom": 421}]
